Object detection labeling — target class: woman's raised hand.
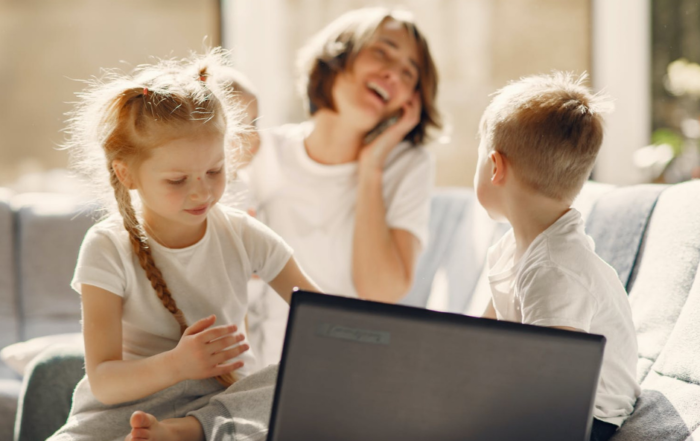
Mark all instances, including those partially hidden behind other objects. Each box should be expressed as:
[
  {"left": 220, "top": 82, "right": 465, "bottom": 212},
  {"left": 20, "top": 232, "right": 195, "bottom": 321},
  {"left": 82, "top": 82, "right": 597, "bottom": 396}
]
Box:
[
  {"left": 169, "top": 315, "right": 249, "bottom": 381},
  {"left": 359, "top": 91, "right": 421, "bottom": 173}
]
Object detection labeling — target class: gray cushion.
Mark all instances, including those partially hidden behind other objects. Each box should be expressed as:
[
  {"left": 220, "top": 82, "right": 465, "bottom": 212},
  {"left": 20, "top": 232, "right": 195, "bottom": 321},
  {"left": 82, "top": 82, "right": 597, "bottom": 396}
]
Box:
[
  {"left": 13, "top": 193, "right": 96, "bottom": 341},
  {"left": 0, "top": 188, "right": 18, "bottom": 378},
  {"left": 15, "top": 344, "right": 85, "bottom": 441},
  {"left": 613, "top": 180, "right": 700, "bottom": 440},
  {"left": 585, "top": 184, "right": 667, "bottom": 290},
  {"left": 0, "top": 379, "right": 21, "bottom": 441}
]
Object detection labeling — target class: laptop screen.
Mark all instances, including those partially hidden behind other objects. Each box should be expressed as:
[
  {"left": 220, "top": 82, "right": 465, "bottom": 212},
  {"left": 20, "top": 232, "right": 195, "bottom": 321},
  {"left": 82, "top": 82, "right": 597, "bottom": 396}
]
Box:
[{"left": 268, "top": 291, "right": 604, "bottom": 441}]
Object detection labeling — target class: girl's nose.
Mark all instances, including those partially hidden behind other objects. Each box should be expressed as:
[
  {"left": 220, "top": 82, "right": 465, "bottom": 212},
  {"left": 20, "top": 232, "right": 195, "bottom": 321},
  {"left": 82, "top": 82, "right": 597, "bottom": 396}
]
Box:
[{"left": 191, "top": 176, "right": 211, "bottom": 200}]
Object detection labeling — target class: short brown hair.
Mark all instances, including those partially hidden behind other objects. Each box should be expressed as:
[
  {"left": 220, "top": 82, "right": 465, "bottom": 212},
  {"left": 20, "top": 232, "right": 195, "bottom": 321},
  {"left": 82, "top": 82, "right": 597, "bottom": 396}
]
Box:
[
  {"left": 479, "top": 72, "right": 613, "bottom": 201},
  {"left": 297, "top": 7, "right": 441, "bottom": 146}
]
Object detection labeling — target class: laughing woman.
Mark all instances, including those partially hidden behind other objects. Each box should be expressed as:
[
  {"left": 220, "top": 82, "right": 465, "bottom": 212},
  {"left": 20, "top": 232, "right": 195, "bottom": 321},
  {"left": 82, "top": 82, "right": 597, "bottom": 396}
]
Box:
[{"left": 241, "top": 7, "right": 443, "bottom": 366}]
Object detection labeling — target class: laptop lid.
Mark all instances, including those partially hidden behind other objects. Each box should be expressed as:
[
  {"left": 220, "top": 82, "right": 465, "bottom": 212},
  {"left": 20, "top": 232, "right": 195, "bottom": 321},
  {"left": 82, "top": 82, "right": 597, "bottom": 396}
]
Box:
[{"left": 268, "top": 290, "right": 605, "bottom": 441}]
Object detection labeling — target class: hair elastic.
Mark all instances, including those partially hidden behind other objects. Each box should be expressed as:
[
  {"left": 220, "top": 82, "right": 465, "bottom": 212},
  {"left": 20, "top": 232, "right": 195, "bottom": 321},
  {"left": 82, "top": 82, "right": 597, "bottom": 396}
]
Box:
[{"left": 143, "top": 87, "right": 149, "bottom": 96}]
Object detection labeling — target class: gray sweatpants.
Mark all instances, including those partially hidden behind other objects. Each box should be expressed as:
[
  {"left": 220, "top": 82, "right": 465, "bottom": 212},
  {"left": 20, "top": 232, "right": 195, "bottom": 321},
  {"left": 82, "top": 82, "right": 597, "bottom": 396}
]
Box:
[{"left": 48, "top": 365, "right": 278, "bottom": 441}]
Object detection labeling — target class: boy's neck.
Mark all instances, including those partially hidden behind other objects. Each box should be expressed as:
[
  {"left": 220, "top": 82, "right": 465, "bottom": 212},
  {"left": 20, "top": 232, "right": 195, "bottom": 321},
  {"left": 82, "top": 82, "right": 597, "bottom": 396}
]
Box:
[
  {"left": 504, "top": 186, "right": 572, "bottom": 262},
  {"left": 305, "top": 110, "right": 367, "bottom": 165}
]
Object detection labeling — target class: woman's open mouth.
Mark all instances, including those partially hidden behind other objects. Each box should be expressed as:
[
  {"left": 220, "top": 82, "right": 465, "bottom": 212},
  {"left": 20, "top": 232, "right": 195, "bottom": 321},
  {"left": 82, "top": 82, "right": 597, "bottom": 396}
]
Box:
[{"left": 367, "top": 81, "right": 391, "bottom": 104}]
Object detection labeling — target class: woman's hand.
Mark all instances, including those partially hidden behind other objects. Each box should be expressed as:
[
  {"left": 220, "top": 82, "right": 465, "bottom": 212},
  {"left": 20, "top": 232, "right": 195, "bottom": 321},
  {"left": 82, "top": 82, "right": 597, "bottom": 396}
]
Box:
[
  {"left": 359, "top": 91, "right": 421, "bottom": 173},
  {"left": 169, "top": 315, "right": 249, "bottom": 381}
]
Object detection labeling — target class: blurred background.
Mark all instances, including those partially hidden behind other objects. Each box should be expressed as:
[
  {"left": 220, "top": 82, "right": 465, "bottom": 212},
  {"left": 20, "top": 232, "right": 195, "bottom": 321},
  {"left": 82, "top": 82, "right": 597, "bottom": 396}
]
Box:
[{"left": 0, "top": 0, "right": 698, "bottom": 192}]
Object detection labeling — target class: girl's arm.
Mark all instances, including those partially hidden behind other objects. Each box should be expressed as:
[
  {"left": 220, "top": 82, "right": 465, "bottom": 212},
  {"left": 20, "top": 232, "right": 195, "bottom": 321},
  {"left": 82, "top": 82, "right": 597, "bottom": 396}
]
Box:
[
  {"left": 482, "top": 300, "right": 498, "bottom": 319},
  {"left": 267, "top": 257, "right": 321, "bottom": 303},
  {"left": 353, "top": 92, "right": 423, "bottom": 303},
  {"left": 82, "top": 284, "right": 247, "bottom": 405}
]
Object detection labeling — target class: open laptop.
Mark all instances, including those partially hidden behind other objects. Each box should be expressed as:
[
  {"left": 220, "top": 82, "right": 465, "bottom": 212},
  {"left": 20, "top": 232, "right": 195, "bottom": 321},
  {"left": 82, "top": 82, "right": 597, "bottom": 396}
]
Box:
[{"left": 267, "top": 290, "right": 605, "bottom": 441}]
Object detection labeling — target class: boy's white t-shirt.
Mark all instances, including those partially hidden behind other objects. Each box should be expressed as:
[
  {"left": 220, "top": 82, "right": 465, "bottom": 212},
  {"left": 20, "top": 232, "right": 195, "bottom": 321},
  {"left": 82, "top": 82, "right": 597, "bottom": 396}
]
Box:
[
  {"left": 487, "top": 208, "right": 641, "bottom": 426},
  {"left": 240, "top": 122, "right": 433, "bottom": 366},
  {"left": 71, "top": 203, "right": 293, "bottom": 377}
]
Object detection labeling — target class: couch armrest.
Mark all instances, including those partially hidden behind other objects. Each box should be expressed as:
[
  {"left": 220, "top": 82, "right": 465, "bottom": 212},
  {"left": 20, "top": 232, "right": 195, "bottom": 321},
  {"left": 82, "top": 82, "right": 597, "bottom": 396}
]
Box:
[{"left": 15, "top": 343, "right": 85, "bottom": 441}]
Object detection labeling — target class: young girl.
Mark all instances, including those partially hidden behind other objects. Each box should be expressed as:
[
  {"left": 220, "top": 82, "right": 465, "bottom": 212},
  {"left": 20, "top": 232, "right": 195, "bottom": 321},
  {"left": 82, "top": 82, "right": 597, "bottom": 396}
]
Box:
[
  {"left": 241, "top": 7, "right": 443, "bottom": 366},
  {"left": 49, "top": 52, "right": 318, "bottom": 441}
]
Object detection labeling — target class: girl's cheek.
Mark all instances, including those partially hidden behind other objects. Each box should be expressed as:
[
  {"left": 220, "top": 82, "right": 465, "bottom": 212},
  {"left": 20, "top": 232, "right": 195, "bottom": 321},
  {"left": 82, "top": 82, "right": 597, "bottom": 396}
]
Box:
[{"left": 162, "top": 186, "right": 188, "bottom": 204}]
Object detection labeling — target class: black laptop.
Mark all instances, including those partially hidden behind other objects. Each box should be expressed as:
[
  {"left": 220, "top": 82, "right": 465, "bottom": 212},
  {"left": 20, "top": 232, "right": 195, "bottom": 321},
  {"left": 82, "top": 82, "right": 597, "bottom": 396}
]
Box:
[{"left": 267, "top": 290, "right": 605, "bottom": 441}]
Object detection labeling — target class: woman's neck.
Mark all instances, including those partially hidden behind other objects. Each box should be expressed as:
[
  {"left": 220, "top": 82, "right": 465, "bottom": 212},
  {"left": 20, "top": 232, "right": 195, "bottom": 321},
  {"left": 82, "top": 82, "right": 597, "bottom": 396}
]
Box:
[{"left": 304, "top": 110, "right": 368, "bottom": 165}]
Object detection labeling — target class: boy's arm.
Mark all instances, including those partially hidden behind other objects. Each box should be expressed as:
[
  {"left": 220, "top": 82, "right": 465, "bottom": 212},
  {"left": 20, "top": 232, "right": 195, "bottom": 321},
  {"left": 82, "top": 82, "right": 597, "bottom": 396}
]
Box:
[
  {"left": 267, "top": 257, "right": 322, "bottom": 304},
  {"left": 481, "top": 300, "right": 582, "bottom": 333},
  {"left": 82, "top": 284, "right": 246, "bottom": 405}
]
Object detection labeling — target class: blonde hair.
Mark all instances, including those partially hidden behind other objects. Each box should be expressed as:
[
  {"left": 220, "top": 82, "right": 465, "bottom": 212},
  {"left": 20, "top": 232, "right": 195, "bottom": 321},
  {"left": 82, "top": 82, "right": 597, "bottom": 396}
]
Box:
[
  {"left": 479, "top": 72, "right": 613, "bottom": 201},
  {"left": 190, "top": 48, "right": 257, "bottom": 117},
  {"left": 65, "top": 53, "right": 242, "bottom": 387},
  {"left": 297, "top": 7, "right": 441, "bottom": 145}
]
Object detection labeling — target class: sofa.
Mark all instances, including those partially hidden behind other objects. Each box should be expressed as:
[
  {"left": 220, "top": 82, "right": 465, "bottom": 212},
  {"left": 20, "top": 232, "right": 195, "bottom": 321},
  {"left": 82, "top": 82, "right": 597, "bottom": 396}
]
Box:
[
  {"left": 1, "top": 179, "right": 699, "bottom": 440},
  {"left": 0, "top": 189, "right": 94, "bottom": 440}
]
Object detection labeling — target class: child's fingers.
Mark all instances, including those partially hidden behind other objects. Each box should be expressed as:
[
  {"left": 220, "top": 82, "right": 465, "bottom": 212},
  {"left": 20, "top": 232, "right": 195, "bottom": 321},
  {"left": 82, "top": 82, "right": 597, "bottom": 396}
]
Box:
[
  {"left": 212, "top": 343, "right": 250, "bottom": 365},
  {"left": 212, "top": 361, "right": 245, "bottom": 377},
  {"left": 208, "top": 333, "right": 245, "bottom": 354},
  {"left": 198, "top": 324, "right": 238, "bottom": 343},
  {"left": 183, "top": 315, "right": 216, "bottom": 336}
]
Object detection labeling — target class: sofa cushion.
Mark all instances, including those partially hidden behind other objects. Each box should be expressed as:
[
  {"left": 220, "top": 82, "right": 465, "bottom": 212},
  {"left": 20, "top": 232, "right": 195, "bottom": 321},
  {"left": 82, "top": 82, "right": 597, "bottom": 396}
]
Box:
[
  {"left": 585, "top": 184, "right": 667, "bottom": 291},
  {"left": 624, "top": 181, "right": 700, "bottom": 384},
  {"left": 0, "top": 188, "right": 18, "bottom": 379},
  {"left": 14, "top": 344, "right": 85, "bottom": 441},
  {"left": 0, "top": 379, "right": 21, "bottom": 441},
  {"left": 13, "top": 193, "right": 97, "bottom": 340},
  {"left": 611, "top": 180, "right": 700, "bottom": 440}
]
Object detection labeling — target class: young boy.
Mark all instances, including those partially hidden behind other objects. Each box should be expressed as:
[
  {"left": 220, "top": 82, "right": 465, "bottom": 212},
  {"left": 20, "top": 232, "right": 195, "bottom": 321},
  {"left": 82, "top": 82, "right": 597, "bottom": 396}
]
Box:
[{"left": 475, "top": 72, "right": 640, "bottom": 441}]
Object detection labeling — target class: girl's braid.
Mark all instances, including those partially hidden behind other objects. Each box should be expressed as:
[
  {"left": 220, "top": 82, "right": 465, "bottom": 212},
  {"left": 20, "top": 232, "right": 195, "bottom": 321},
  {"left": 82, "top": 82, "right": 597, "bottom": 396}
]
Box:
[{"left": 108, "top": 165, "right": 188, "bottom": 335}]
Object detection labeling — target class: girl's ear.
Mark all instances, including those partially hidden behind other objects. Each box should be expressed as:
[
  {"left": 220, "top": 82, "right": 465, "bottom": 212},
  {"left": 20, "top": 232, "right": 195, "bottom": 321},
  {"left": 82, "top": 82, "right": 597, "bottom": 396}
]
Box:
[
  {"left": 112, "top": 159, "right": 135, "bottom": 190},
  {"left": 489, "top": 151, "right": 507, "bottom": 186}
]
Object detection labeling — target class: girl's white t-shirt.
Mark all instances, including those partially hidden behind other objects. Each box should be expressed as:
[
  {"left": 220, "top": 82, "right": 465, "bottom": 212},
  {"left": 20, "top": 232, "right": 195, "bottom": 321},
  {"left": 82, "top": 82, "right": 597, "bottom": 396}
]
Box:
[
  {"left": 487, "top": 208, "right": 641, "bottom": 426},
  {"left": 71, "top": 203, "right": 293, "bottom": 377}
]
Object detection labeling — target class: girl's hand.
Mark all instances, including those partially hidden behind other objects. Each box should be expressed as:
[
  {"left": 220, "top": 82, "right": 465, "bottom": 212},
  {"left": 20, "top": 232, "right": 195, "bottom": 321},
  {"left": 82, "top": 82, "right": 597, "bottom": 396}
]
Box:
[
  {"left": 169, "top": 315, "right": 249, "bottom": 381},
  {"left": 359, "top": 91, "right": 421, "bottom": 173}
]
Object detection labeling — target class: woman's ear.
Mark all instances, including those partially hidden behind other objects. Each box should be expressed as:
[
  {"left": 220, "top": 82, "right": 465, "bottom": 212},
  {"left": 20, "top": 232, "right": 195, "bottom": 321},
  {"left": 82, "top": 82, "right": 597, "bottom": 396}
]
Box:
[
  {"left": 489, "top": 151, "right": 507, "bottom": 186},
  {"left": 112, "top": 159, "right": 135, "bottom": 190}
]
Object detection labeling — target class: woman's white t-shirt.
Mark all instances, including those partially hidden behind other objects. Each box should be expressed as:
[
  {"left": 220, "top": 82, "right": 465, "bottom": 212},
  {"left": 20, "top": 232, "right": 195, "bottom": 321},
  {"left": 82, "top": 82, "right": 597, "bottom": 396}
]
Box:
[
  {"left": 71, "top": 204, "right": 293, "bottom": 377},
  {"left": 242, "top": 122, "right": 433, "bottom": 297},
  {"left": 487, "top": 208, "right": 641, "bottom": 426},
  {"left": 240, "top": 122, "right": 434, "bottom": 365}
]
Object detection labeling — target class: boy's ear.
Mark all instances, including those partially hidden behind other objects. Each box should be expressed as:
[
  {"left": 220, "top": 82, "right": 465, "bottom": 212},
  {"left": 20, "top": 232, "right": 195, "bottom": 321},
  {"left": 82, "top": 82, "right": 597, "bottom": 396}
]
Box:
[
  {"left": 489, "top": 150, "right": 507, "bottom": 186},
  {"left": 112, "top": 159, "right": 135, "bottom": 190}
]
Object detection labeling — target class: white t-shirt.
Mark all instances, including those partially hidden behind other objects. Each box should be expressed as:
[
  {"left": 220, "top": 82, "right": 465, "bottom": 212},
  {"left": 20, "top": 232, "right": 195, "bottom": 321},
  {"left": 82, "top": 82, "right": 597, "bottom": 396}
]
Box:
[
  {"left": 240, "top": 122, "right": 434, "bottom": 365},
  {"left": 71, "top": 203, "right": 293, "bottom": 377},
  {"left": 487, "top": 208, "right": 640, "bottom": 426},
  {"left": 243, "top": 122, "right": 433, "bottom": 296}
]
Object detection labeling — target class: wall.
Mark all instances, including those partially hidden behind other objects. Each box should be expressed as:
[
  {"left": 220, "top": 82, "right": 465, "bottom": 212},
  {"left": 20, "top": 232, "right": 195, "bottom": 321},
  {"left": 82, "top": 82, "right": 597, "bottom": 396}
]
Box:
[{"left": 0, "top": 0, "right": 220, "bottom": 186}]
